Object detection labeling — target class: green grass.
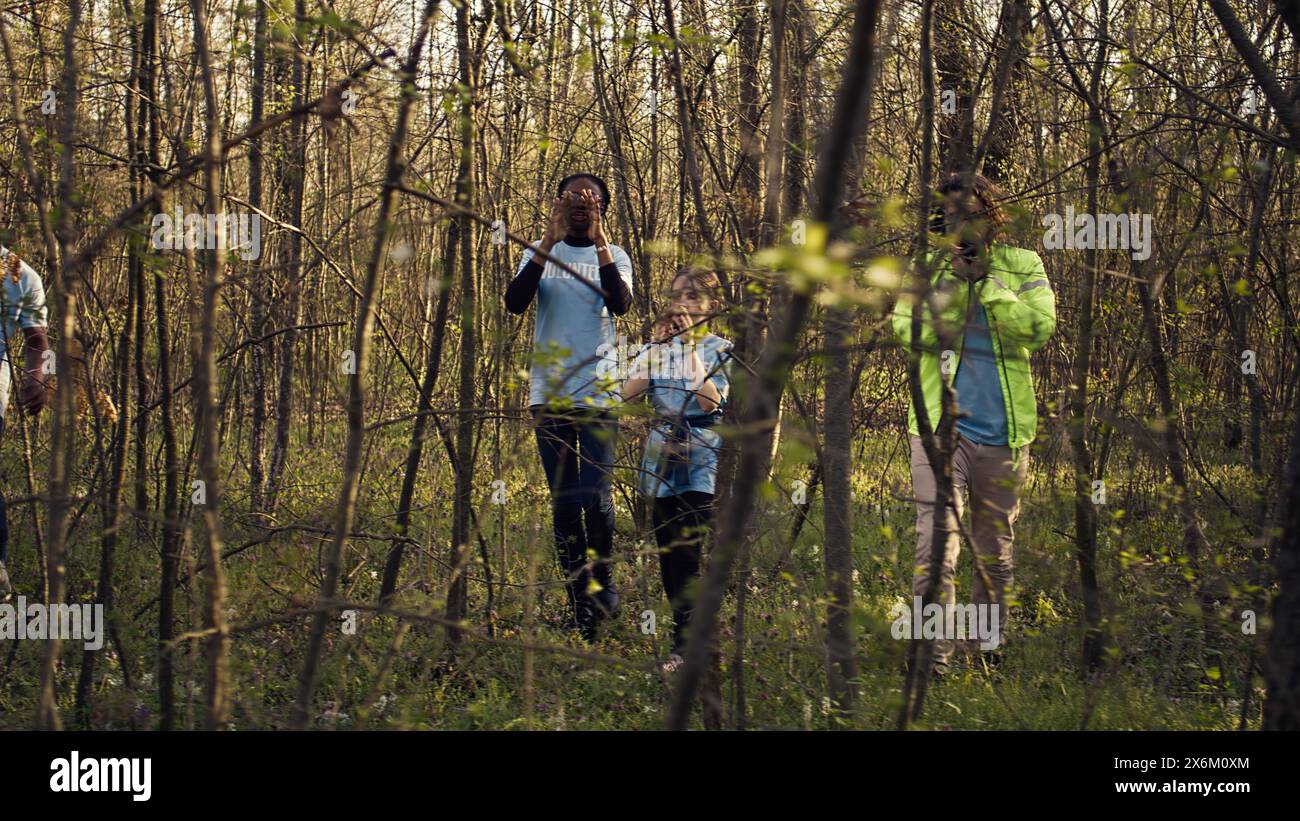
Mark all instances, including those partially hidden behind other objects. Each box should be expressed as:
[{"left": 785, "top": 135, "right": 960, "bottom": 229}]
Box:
[{"left": 0, "top": 424, "right": 1266, "bottom": 730}]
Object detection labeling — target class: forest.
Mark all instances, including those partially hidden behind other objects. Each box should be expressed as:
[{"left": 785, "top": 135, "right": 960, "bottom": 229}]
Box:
[{"left": 0, "top": 0, "right": 1297, "bottom": 734}]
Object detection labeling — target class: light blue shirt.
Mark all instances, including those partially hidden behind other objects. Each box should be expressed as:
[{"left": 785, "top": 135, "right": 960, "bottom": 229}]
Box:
[
  {"left": 0, "top": 247, "right": 48, "bottom": 419},
  {"left": 515, "top": 239, "right": 633, "bottom": 408},
  {"left": 954, "top": 301, "right": 1008, "bottom": 445},
  {"left": 637, "top": 333, "right": 732, "bottom": 497}
]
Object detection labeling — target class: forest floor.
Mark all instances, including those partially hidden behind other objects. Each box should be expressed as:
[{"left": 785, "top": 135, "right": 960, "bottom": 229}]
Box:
[{"left": 0, "top": 425, "right": 1264, "bottom": 730}]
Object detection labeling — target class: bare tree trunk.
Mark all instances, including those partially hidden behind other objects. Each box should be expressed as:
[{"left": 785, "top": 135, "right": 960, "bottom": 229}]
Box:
[
  {"left": 783, "top": 0, "right": 809, "bottom": 221},
  {"left": 266, "top": 0, "right": 310, "bottom": 512},
  {"left": 1205, "top": 0, "right": 1300, "bottom": 147},
  {"left": 291, "top": 0, "right": 443, "bottom": 729},
  {"left": 822, "top": 304, "right": 858, "bottom": 718},
  {"left": 1228, "top": 145, "right": 1276, "bottom": 725},
  {"left": 668, "top": 0, "right": 880, "bottom": 730},
  {"left": 35, "top": 0, "right": 82, "bottom": 731},
  {"left": 761, "top": 0, "right": 787, "bottom": 250},
  {"left": 379, "top": 232, "right": 455, "bottom": 606},
  {"left": 725, "top": 0, "right": 790, "bottom": 731},
  {"left": 446, "top": 0, "right": 479, "bottom": 643},
  {"left": 75, "top": 233, "right": 135, "bottom": 727},
  {"left": 898, "top": 0, "right": 961, "bottom": 727},
  {"left": 586, "top": 1, "right": 644, "bottom": 290},
  {"left": 1068, "top": 0, "right": 1108, "bottom": 674},
  {"left": 974, "top": 0, "right": 1029, "bottom": 182},
  {"left": 819, "top": 0, "right": 863, "bottom": 722},
  {"left": 735, "top": 0, "right": 763, "bottom": 251},
  {"left": 1136, "top": 273, "right": 1210, "bottom": 568},
  {"left": 934, "top": 0, "right": 975, "bottom": 174},
  {"left": 662, "top": 0, "right": 720, "bottom": 257},
  {"left": 247, "top": 0, "right": 269, "bottom": 511},
  {"left": 189, "top": 0, "right": 232, "bottom": 730},
  {"left": 123, "top": 0, "right": 185, "bottom": 732},
  {"left": 1264, "top": 371, "right": 1300, "bottom": 729}
]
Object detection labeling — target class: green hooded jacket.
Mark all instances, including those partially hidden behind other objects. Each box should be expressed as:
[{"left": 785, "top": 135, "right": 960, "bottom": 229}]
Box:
[{"left": 890, "top": 242, "right": 1057, "bottom": 454}]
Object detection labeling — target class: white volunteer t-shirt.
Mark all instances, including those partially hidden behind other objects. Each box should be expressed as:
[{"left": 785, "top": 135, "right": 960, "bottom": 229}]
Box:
[{"left": 514, "top": 238, "right": 633, "bottom": 408}]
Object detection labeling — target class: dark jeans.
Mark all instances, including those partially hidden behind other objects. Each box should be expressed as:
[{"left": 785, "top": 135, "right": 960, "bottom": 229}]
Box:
[
  {"left": 652, "top": 491, "right": 714, "bottom": 653},
  {"left": 532, "top": 407, "right": 617, "bottom": 611}
]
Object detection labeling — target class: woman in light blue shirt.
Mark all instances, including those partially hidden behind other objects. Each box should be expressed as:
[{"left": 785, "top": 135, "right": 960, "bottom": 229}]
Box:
[{"left": 622, "top": 269, "right": 730, "bottom": 671}]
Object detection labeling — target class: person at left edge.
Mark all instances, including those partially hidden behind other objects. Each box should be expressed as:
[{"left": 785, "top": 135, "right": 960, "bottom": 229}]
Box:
[{"left": 0, "top": 245, "right": 52, "bottom": 602}]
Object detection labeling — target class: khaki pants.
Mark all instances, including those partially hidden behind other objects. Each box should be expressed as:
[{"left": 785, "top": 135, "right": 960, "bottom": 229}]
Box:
[{"left": 909, "top": 435, "right": 1028, "bottom": 664}]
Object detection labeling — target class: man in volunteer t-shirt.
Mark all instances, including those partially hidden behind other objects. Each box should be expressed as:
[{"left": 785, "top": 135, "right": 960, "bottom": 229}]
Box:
[{"left": 504, "top": 173, "right": 634, "bottom": 641}]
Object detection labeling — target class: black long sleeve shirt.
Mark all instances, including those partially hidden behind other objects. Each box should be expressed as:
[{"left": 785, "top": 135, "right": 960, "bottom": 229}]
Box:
[{"left": 504, "top": 235, "right": 632, "bottom": 316}]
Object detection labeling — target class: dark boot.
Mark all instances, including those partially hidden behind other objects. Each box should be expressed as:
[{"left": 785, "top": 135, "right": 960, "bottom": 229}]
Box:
[{"left": 563, "top": 579, "right": 598, "bottom": 643}]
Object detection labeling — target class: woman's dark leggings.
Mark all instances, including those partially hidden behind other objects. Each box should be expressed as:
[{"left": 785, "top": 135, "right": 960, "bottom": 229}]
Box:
[{"left": 652, "top": 491, "right": 714, "bottom": 653}]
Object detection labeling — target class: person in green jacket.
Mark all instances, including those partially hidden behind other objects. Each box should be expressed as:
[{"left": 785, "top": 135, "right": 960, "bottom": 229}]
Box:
[{"left": 890, "top": 172, "right": 1057, "bottom": 673}]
